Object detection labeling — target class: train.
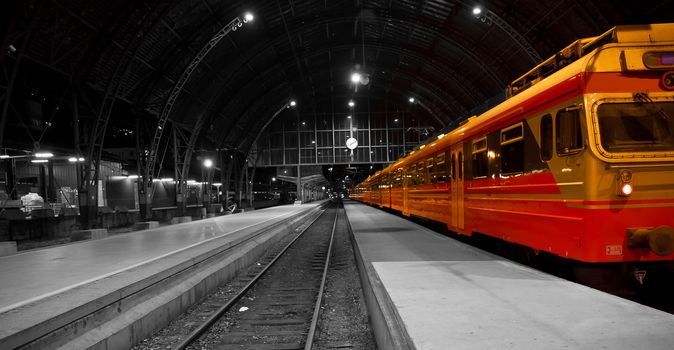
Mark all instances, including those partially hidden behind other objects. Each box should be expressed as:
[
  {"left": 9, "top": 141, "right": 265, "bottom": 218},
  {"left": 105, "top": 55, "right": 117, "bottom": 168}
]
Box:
[{"left": 352, "top": 24, "right": 674, "bottom": 269}]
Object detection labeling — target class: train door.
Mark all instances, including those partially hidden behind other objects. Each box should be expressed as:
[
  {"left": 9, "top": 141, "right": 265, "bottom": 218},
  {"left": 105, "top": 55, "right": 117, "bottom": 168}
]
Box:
[{"left": 450, "top": 144, "right": 465, "bottom": 230}]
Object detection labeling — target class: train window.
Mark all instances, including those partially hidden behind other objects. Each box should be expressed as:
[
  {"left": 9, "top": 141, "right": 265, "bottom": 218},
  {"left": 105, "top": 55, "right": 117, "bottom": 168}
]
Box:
[
  {"left": 459, "top": 152, "right": 463, "bottom": 180},
  {"left": 472, "top": 138, "right": 488, "bottom": 178},
  {"left": 407, "top": 164, "right": 417, "bottom": 186},
  {"left": 435, "top": 153, "right": 447, "bottom": 183},
  {"left": 501, "top": 123, "right": 524, "bottom": 174},
  {"left": 451, "top": 154, "right": 456, "bottom": 181},
  {"left": 541, "top": 114, "right": 552, "bottom": 161},
  {"left": 417, "top": 162, "right": 426, "bottom": 185},
  {"left": 427, "top": 158, "right": 435, "bottom": 183},
  {"left": 556, "top": 107, "right": 583, "bottom": 155},
  {"left": 540, "top": 115, "right": 553, "bottom": 161}
]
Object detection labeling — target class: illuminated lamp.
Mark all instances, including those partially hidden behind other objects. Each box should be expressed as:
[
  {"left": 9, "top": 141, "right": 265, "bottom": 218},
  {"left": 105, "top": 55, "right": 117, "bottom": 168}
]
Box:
[{"left": 617, "top": 169, "right": 633, "bottom": 197}]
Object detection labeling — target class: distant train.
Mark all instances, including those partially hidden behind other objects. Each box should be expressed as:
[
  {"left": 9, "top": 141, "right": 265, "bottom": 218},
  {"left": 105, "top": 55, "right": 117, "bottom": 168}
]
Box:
[{"left": 352, "top": 24, "right": 674, "bottom": 266}]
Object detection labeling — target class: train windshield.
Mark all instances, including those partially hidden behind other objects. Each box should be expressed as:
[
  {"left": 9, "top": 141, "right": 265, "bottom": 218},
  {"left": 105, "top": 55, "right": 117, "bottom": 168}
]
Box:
[{"left": 597, "top": 102, "right": 674, "bottom": 153}]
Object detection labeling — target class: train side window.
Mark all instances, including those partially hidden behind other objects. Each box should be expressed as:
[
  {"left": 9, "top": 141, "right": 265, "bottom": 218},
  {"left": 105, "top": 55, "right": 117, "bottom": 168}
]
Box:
[
  {"left": 540, "top": 114, "right": 553, "bottom": 161},
  {"left": 417, "top": 162, "right": 426, "bottom": 185},
  {"left": 408, "top": 165, "right": 416, "bottom": 186},
  {"left": 500, "top": 122, "right": 524, "bottom": 174},
  {"left": 556, "top": 107, "right": 583, "bottom": 155},
  {"left": 427, "top": 158, "right": 435, "bottom": 183},
  {"left": 472, "top": 138, "right": 488, "bottom": 178},
  {"left": 458, "top": 152, "right": 463, "bottom": 180},
  {"left": 451, "top": 154, "right": 456, "bottom": 181},
  {"left": 435, "top": 153, "right": 447, "bottom": 183}
]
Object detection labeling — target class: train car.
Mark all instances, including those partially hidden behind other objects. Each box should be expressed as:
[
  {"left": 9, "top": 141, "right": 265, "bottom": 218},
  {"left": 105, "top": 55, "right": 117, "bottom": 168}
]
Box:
[{"left": 353, "top": 24, "right": 674, "bottom": 267}]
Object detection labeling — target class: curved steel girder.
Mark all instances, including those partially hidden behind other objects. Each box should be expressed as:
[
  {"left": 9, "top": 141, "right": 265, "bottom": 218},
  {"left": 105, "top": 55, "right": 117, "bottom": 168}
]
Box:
[
  {"left": 145, "top": 15, "right": 246, "bottom": 181},
  {"left": 127, "top": 1, "right": 244, "bottom": 109}
]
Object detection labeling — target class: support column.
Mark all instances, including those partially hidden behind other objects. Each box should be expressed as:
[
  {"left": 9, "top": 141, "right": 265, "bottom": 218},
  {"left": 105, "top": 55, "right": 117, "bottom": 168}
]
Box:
[
  {"left": 173, "top": 128, "right": 185, "bottom": 216},
  {"left": 47, "top": 161, "right": 56, "bottom": 203},
  {"left": 296, "top": 165, "right": 301, "bottom": 203},
  {"left": 4, "top": 159, "right": 17, "bottom": 200}
]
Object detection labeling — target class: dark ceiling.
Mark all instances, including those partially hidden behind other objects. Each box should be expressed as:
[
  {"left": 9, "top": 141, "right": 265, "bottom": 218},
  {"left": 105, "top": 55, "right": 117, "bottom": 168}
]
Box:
[{"left": 1, "top": 0, "right": 673, "bottom": 165}]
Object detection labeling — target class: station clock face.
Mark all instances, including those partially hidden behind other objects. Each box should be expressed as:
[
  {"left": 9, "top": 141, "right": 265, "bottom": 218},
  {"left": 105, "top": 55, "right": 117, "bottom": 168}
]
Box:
[{"left": 346, "top": 137, "right": 358, "bottom": 150}]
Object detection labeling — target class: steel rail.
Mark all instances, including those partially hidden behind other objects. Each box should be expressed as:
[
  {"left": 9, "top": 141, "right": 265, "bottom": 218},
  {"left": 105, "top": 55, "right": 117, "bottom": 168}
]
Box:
[
  {"left": 304, "top": 206, "right": 339, "bottom": 350},
  {"left": 173, "top": 205, "right": 333, "bottom": 350}
]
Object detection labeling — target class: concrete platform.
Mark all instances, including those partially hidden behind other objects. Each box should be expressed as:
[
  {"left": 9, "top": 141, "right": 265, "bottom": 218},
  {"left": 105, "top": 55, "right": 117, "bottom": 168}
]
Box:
[
  {"left": 344, "top": 200, "right": 674, "bottom": 350},
  {"left": 0, "top": 201, "right": 326, "bottom": 349}
]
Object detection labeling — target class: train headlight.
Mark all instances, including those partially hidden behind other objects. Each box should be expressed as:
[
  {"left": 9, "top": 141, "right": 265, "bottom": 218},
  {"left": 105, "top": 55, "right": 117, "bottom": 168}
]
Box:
[{"left": 617, "top": 169, "right": 633, "bottom": 197}]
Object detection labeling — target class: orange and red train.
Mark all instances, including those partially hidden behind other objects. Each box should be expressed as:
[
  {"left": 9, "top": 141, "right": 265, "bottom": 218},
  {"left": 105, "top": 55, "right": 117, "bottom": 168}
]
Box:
[{"left": 352, "top": 24, "right": 674, "bottom": 265}]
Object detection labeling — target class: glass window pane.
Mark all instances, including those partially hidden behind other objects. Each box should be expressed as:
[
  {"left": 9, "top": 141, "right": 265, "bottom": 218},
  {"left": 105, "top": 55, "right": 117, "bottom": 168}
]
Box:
[
  {"left": 597, "top": 102, "right": 674, "bottom": 153},
  {"left": 556, "top": 108, "right": 583, "bottom": 155}
]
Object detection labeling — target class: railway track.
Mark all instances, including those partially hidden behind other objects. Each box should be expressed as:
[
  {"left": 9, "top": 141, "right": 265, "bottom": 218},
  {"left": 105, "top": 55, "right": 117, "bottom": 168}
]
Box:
[{"left": 134, "top": 201, "right": 375, "bottom": 350}]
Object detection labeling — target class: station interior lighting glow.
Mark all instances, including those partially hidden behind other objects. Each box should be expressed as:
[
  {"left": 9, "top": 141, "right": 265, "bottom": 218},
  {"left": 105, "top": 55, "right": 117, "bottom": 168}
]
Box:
[
  {"left": 289, "top": 100, "right": 297, "bottom": 107},
  {"left": 348, "top": 100, "right": 355, "bottom": 107},
  {"left": 244, "top": 13, "right": 254, "bottom": 22},
  {"left": 351, "top": 72, "right": 362, "bottom": 84},
  {"left": 473, "top": 7, "right": 482, "bottom": 15},
  {"left": 409, "top": 97, "right": 415, "bottom": 103},
  {"left": 31, "top": 159, "right": 48, "bottom": 163},
  {"left": 203, "top": 159, "right": 213, "bottom": 168},
  {"left": 34, "top": 152, "right": 54, "bottom": 158},
  {"left": 0, "top": 154, "right": 10, "bottom": 159}
]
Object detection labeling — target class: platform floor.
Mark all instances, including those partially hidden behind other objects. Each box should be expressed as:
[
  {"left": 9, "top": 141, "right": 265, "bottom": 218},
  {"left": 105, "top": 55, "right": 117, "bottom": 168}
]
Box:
[
  {"left": 344, "top": 200, "right": 674, "bottom": 350},
  {"left": 0, "top": 203, "right": 321, "bottom": 314}
]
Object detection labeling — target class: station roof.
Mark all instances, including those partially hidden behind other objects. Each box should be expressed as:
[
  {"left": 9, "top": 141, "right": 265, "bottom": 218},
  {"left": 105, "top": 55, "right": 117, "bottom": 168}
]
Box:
[{"left": 1, "top": 0, "right": 672, "bottom": 163}]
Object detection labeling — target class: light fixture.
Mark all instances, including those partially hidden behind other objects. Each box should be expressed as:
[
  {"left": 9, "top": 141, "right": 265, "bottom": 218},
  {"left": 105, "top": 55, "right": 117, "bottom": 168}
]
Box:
[
  {"left": 244, "top": 13, "right": 254, "bottom": 23},
  {"left": 68, "top": 157, "right": 77, "bottom": 162},
  {"left": 473, "top": 6, "right": 482, "bottom": 16},
  {"left": 321, "top": 186, "right": 326, "bottom": 190},
  {"left": 347, "top": 115, "right": 351, "bottom": 119},
  {"left": 618, "top": 169, "right": 633, "bottom": 197},
  {"left": 394, "top": 118, "right": 399, "bottom": 122},
  {"left": 160, "top": 178, "right": 173, "bottom": 182},
  {"left": 289, "top": 100, "right": 297, "bottom": 107},
  {"left": 128, "top": 175, "right": 139, "bottom": 179},
  {"left": 272, "top": 177, "right": 276, "bottom": 182},
  {"left": 348, "top": 100, "right": 355, "bottom": 107},
  {"left": 31, "top": 159, "right": 48, "bottom": 163},
  {"left": 409, "top": 97, "right": 415, "bottom": 103},
  {"left": 0, "top": 154, "right": 10, "bottom": 159},
  {"left": 203, "top": 159, "right": 213, "bottom": 168},
  {"left": 78, "top": 157, "right": 85, "bottom": 162},
  {"left": 351, "top": 72, "right": 362, "bottom": 84},
  {"left": 34, "top": 152, "right": 54, "bottom": 158},
  {"left": 213, "top": 182, "right": 223, "bottom": 187}
]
